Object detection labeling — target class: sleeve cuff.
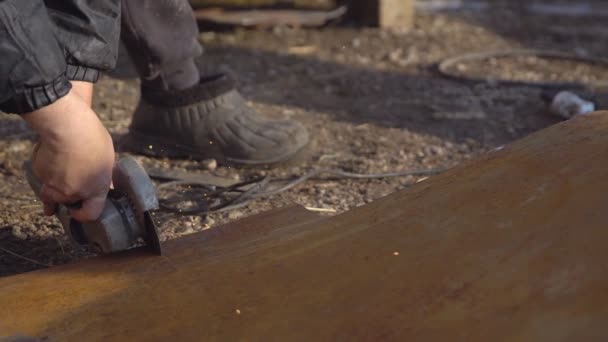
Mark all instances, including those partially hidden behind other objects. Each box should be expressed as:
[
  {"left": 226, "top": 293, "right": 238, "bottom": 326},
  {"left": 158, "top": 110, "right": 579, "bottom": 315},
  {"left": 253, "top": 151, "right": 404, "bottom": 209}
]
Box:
[
  {"left": 0, "top": 75, "right": 72, "bottom": 114},
  {"left": 66, "top": 64, "right": 101, "bottom": 83}
]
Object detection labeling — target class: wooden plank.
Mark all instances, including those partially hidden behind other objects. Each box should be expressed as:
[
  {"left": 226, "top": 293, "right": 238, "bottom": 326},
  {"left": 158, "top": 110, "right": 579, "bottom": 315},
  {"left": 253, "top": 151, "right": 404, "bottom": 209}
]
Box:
[
  {"left": 1, "top": 113, "right": 608, "bottom": 340},
  {"left": 189, "top": 0, "right": 336, "bottom": 10},
  {"left": 193, "top": 6, "right": 347, "bottom": 28}
]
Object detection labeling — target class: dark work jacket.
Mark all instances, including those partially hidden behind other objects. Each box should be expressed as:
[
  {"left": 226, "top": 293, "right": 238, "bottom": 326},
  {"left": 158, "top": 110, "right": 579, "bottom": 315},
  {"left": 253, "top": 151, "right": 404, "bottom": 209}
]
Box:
[{"left": 0, "top": 0, "right": 120, "bottom": 114}]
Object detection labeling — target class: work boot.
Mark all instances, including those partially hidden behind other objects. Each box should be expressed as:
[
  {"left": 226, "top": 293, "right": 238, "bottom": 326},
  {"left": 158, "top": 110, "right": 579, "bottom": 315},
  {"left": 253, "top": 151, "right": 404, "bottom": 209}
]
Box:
[{"left": 121, "top": 73, "right": 309, "bottom": 167}]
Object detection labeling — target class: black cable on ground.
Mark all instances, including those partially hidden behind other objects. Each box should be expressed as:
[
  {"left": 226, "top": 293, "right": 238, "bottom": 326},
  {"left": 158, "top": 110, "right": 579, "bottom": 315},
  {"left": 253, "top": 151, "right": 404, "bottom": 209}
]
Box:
[
  {"left": 438, "top": 49, "right": 608, "bottom": 89},
  {"left": 247, "top": 168, "right": 443, "bottom": 199},
  {"left": 155, "top": 167, "right": 445, "bottom": 215}
]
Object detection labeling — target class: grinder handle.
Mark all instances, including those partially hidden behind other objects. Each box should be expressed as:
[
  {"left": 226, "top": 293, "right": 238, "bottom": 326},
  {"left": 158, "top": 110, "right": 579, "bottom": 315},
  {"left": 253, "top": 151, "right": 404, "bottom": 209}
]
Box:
[{"left": 22, "top": 161, "right": 83, "bottom": 211}]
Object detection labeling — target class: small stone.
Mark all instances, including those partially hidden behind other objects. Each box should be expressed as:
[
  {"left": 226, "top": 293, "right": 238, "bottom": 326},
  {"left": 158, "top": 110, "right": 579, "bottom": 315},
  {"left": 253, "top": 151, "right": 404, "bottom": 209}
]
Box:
[
  {"left": 200, "top": 31, "right": 216, "bottom": 42},
  {"left": 430, "top": 146, "right": 446, "bottom": 156},
  {"left": 181, "top": 226, "right": 195, "bottom": 234},
  {"left": 201, "top": 159, "right": 217, "bottom": 171},
  {"left": 228, "top": 211, "right": 244, "bottom": 220},
  {"left": 8, "top": 141, "right": 29, "bottom": 153},
  {"left": 387, "top": 48, "right": 403, "bottom": 63},
  {"left": 282, "top": 108, "right": 295, "bottom": 117},
  {"left": 11, "top": 226, "right": 27, "bottom": 240}
]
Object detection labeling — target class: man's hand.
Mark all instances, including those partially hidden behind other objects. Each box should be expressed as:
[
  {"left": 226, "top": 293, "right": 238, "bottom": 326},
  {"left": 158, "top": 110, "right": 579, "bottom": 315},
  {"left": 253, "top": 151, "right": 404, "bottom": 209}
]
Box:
[{"left": 22, "top": 90, "right": 115, "bottom": 222}]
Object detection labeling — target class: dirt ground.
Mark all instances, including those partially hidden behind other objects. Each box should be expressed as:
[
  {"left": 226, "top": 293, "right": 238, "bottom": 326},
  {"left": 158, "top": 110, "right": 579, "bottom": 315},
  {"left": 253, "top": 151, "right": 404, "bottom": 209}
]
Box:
[{"left": 2, "top": 2, "right": 608, "bottom": 276}]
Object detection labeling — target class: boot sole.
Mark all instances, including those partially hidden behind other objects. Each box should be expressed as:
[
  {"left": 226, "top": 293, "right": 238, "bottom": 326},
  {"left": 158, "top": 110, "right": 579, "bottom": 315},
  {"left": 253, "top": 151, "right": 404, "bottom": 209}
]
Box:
[{"left": 120, "top": 130, "right": 310, "bottom": 169}]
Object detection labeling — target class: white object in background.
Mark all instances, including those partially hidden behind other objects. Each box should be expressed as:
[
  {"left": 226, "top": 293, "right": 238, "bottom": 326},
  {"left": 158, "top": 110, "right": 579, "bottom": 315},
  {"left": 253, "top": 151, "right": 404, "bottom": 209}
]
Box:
[{"left": 549, "top": 91, "right": 595, "bottom": 119}]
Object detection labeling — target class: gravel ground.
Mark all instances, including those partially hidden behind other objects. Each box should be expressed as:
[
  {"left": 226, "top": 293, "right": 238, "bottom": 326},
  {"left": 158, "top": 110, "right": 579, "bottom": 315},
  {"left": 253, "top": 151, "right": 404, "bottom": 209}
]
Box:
[{"left": 2, "top": 3, "right": 607, "bottom": 276}]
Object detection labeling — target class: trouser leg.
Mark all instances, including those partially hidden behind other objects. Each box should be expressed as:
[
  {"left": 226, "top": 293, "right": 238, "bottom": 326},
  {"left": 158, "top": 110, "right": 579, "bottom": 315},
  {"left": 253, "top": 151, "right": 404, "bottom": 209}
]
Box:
[{"left": 120, "top": 0, "right": 203, "bottom": 91}]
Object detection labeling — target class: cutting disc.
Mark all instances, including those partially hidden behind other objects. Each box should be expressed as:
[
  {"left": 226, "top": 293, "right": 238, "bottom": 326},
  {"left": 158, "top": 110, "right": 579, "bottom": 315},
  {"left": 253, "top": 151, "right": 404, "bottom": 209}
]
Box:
[
  {"left": 144, "top": 211, "right": 163, "bottom": 256},
  {"left": 113, "top": 157, "right": 163, "bottom": 255}
]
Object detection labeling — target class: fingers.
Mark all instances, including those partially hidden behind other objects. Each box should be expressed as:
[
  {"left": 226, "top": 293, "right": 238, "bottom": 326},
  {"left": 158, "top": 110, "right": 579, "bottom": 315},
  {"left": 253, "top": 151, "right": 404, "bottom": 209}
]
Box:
[
  {"left": 69, "top": 195, "right": 106, "bottom": 222},
  {"left": 43, "top": 202, "right": 57, "bottom": 216},
  {"left": 39, "top": 184, "right": 64, "bottom": 217},
  {"left": 39, "top": 184, "right": 106, "bottom": 221},
  {"left": 40, "top": 184, "right": 74, "bottom": 207}
]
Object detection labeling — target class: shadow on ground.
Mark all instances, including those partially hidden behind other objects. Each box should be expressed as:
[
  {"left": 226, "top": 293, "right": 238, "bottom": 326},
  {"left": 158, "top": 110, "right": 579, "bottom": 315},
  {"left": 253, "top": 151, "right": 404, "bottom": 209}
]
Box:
[
  {"left": 111, "top": 27, "right": 557, "bottom": 147},
  {"left": 0, "top": 229, "right": 73, "bottom": 277}
]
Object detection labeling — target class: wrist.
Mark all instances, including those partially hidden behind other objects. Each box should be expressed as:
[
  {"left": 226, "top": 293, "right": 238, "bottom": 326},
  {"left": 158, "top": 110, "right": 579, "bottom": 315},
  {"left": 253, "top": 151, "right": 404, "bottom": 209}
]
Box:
[{"left": 22, "top": 90, "right": 97, "bottom": 142}]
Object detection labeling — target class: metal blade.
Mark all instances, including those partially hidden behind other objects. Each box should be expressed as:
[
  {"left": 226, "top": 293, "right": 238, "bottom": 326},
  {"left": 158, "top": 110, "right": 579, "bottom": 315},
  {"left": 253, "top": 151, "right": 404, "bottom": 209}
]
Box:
[{"left": 144, "top": 211, "right": 163, "bottom": 256}]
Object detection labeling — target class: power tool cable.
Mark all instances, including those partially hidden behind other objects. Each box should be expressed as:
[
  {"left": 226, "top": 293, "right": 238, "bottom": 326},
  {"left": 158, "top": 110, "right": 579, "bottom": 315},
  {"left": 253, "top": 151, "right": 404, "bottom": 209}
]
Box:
[
  {"left": 154, "top": 167, "right": 446, "bottom": 215},
  {"left": 437, "top": 48, "right": 608, "bottom": 89}
]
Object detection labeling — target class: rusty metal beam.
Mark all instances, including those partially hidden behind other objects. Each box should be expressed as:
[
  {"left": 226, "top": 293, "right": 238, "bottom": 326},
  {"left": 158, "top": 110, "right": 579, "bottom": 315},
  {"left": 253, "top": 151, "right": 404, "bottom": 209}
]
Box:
[{"left": 1, "top": 113, "right": 608, "bottom": 340}]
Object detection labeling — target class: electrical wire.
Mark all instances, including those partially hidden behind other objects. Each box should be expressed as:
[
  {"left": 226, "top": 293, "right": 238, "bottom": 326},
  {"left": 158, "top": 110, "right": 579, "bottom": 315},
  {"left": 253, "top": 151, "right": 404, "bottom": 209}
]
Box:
[
  {"left": 438, "top": 49, "right": 608, "bottom": 89},
  {"left": 155, "top": 167, "right": 445, "bottom": 215},
  {"left": 158, "top": 49, "right": 604, "bottom": 215},
  {"left": 247, "top": 168, "right": 444, "bottom": 198}
]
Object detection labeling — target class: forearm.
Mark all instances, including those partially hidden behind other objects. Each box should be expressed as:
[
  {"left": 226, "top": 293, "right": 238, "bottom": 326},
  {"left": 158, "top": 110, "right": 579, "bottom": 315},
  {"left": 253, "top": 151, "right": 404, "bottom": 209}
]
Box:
[
  {"left": 71, "top": 81, "right": 95, "bottom": 106},
  {"left": 21, "top": 91, "right": 88, "bottom": 143}
]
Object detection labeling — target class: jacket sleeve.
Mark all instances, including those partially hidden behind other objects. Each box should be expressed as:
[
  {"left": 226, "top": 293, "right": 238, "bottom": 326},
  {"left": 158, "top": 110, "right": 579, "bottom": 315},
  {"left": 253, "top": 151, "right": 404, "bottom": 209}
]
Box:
[
  {"left": 45, "top": 0, "right": 121, "bottom": 83},
  {"left": 0, "top": 0, "right": 72, "bottom": 114}
]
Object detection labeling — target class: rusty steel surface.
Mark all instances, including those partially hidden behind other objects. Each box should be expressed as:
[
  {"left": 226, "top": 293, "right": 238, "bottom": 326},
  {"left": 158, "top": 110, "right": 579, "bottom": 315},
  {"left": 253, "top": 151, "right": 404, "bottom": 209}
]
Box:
[{"left": 1, "top": 113, "right": 608, "bottom": 341}]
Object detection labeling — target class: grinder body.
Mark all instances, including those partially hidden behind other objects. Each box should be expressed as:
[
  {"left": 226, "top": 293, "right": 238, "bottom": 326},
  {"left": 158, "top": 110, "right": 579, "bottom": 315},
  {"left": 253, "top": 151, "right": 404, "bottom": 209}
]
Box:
[{"left": 24, "top": 157, "right": 162, "bottom": 255}]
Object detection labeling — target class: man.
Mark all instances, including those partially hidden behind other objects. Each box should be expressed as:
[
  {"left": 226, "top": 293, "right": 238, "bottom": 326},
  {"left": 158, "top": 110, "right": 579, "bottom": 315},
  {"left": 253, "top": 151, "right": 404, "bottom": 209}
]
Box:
[{"left": 0, "top": 0, "right": 308, "bottom": 223}]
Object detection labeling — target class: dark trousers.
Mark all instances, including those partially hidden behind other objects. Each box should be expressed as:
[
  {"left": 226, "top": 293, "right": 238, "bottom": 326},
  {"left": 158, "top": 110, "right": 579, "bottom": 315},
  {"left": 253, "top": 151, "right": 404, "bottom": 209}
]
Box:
[{"left": 121, "top": 0, "right": 203, "bottom": 91}]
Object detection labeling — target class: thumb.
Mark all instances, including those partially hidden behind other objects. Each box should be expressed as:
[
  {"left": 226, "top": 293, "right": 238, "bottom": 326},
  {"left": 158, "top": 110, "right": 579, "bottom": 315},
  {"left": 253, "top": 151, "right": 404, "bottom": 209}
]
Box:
[
  {"left": 69, "top": 195, "right": 107, "bottom": 222},
  {"left": 43, "top": 202, "right": 58, "bottom": 216}
]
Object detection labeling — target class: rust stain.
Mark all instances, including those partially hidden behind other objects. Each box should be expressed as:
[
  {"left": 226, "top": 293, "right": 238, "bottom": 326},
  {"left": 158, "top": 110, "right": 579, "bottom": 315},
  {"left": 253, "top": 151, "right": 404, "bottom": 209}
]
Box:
[
  {"left": 0, "top": 113, "right": 607, "bottom": 341},
  {"left": 0, "top": 269, "right": 134, "bottom": 336}
]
